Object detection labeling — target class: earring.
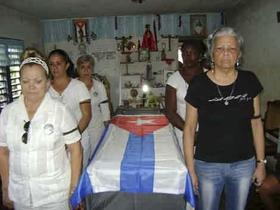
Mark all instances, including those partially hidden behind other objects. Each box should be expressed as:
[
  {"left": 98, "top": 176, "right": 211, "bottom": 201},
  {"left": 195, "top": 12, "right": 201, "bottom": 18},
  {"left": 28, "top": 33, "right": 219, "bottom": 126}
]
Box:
[
  {"left": 211, "top": 60, "right": 215, "bottom": 68},
  {"left": 236, "top": 59, "right": 240, "bottom": 67}
]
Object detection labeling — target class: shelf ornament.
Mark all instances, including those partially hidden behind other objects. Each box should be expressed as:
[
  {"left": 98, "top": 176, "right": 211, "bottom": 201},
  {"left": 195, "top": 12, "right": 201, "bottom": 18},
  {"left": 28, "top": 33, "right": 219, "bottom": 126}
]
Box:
[{"left": 141, "top": 24, "right": 157, "bottom": 51}]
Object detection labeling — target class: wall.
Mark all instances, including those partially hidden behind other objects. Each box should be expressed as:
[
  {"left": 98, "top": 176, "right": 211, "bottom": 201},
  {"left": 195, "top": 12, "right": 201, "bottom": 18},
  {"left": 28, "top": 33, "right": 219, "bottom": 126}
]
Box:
[
  {"left": 43, "top": 13, "right": 222, "bottom": 110},
  {"left": 0, "top": 5, "right": 43, "bottom": 50},
  {"left": 226, "top": 0, "right": 280, "bottom": 114}
]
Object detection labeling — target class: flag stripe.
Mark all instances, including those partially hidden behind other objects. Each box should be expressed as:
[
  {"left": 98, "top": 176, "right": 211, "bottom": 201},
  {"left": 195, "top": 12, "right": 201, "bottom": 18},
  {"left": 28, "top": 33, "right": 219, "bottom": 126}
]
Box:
[
  {"left": 153, "top": 126, "right": 187, "bottom": 194},
  {"left": 184, "top": 172, "right": 196, "bottom": 208},
  {"left": 70, "top": 170, "right": 93, "bottom": 209},
  {"left": 120, "top": 133, "right": 155, "bottom": 192},
  {"left": 88, "top": 125, "right": 110, "bottom": 163},
  {"left": 70, "top": 126, "right": 111, "bottom": 209}
]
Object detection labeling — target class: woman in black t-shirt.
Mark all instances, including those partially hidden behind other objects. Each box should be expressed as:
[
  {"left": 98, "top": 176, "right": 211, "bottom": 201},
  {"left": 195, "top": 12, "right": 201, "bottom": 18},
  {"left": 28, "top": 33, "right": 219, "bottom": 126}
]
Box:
[{"left": 183, "top": 27, "right": 266, "bottom": 210}]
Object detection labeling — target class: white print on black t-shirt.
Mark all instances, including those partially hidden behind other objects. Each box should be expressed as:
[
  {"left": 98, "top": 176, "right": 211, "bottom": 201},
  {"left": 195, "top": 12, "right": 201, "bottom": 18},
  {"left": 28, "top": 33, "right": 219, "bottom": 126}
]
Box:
[{"left": 208, "top": 93, "right": 252, "bottom": 103}]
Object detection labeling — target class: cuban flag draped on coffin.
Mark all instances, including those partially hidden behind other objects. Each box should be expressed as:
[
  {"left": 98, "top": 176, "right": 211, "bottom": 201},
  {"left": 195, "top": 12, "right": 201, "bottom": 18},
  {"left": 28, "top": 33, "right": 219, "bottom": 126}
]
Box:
[{"left": 70, "top": 114, "right": 196, "bottom": 209}]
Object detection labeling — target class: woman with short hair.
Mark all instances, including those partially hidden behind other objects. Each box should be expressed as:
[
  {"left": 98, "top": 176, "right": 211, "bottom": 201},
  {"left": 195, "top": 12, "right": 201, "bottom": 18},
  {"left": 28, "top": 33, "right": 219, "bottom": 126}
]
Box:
[
  {"left": 183, "top": 27, "right": 266, "bottom": 210},
  {"left": 0, "top": 55, "right": 82, "bottom": 210},
  {"left": 76, "top": 54, "right": 111, "bottom": 157}
]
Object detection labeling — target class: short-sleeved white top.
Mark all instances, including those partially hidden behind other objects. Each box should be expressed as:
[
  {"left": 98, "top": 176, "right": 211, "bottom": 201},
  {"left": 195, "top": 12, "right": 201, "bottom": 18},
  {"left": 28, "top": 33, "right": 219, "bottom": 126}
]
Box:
[
  {"left": 48, "top": 78, "right": 91, "bottom": 122},
  {"left": 166, "top": 71, "right": 189, "bottom": 120},
  {"left": 89, "top": 79, "right": 110, "bottom": 128},
  {"left": 0, "top": 93, "right": 81, "bottom": 207}
]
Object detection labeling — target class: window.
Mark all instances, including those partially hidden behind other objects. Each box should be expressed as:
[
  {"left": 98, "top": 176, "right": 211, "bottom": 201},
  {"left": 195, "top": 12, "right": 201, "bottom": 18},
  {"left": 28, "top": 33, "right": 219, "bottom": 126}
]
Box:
[{"left": 0, "top": 38, "right": 24, "bottom": 111}]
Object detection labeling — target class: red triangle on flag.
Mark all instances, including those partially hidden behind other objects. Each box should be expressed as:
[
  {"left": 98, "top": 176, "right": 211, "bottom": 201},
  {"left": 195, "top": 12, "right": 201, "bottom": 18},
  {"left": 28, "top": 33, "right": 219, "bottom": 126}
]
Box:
[{"left": 111, "top": 115, "right": 169, "bottom": 136}]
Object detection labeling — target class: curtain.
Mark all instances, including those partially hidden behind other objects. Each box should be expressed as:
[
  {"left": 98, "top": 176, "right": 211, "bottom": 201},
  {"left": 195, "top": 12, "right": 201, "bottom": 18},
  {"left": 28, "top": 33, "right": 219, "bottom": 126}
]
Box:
[{"left": 42, "top": 13, "right": 222, "bottom": 43}]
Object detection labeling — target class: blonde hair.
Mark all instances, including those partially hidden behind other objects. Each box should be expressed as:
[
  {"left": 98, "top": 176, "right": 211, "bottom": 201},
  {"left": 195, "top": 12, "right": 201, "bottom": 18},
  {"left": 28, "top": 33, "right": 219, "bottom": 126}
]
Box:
[
  {"left": 20, "top": 48, "right": 49, "bottom": 78},
  {"left": 20, "top": 47, "right": 46, "bottom": 62}
]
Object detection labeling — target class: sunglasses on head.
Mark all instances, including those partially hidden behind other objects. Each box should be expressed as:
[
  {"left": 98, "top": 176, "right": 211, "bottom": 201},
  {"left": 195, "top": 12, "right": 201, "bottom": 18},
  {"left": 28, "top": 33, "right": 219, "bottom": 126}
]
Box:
[{"left": 22, "top": 121, "right": 30, "bottom": 144}]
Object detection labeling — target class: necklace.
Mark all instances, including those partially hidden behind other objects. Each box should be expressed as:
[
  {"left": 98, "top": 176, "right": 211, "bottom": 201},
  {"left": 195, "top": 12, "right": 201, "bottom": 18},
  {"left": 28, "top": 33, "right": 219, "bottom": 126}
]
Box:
[
  {"left": 212, "top": 69, "right": 237, "bottom": 106},
  {"left": 216, "top": 82, "right": 236, "bottom": 106}
]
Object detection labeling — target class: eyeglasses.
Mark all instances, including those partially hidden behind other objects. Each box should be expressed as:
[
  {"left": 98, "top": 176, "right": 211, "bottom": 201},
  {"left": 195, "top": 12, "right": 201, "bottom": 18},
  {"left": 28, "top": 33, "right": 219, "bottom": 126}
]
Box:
[{"left": 22, "top": 121, "right": 30, "bottom": 144}]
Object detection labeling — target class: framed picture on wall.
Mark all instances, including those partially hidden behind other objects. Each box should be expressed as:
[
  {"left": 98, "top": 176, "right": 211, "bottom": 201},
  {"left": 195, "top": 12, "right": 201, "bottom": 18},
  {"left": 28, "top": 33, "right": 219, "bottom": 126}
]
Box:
[
  {"left": 190, "top": 15, "right": 207, "bottom": 37},
  {"left": 73, "top": 19, "right": 89, "bottom": 44},
  {"left": 164, "top": 70, "right": 174, "bottom": 84}
]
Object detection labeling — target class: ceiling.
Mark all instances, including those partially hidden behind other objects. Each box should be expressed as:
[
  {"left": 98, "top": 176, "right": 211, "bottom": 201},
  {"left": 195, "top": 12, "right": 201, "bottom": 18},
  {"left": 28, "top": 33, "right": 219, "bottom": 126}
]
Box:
[{"left": 0, "top": 0, "right": 245, "bottom": 19}]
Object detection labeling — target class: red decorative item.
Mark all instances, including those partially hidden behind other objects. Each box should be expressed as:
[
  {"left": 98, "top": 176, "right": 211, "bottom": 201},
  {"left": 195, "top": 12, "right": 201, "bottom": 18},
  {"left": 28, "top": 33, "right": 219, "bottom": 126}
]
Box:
[
  {"left": 162, "top": 58, "right": 174, "bottom": 65},
  {"left": 111, "top": 115, "right": 169, "bottom": 136},
  {"left": 141, "top": 24, "right": 157, "bottom": 51}
]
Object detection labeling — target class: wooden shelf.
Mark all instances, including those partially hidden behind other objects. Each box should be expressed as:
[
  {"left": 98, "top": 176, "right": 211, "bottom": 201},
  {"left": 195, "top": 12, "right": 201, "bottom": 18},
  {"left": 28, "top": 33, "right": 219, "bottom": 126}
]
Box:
[
  {"left": 120, "top": 61, "right": 134, "bottom": 64},
  {"left": 121, "top": 87, "right": 165, "bottom": 90},
  {"left": 121, "top": 50, "right": 159, "bottom": 54},
  {"left": 122, "top": 74, "right": 141, "bottom": 76}
]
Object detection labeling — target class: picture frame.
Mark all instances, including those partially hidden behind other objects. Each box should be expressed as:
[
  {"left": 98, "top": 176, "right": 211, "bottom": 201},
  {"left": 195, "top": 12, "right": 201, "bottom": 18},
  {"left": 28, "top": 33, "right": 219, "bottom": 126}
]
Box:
[
  {"left": 73, "top": 19, "right": 90, "bottom": 44},
  {"left": 122, "top": 74, "right": 141, "bottom": 88},
  {"left": 190, "top": 15, "right": 207, "bottom": 37},
  {"left": 163, "top": 70, "right": 174, "bottom": 84}
]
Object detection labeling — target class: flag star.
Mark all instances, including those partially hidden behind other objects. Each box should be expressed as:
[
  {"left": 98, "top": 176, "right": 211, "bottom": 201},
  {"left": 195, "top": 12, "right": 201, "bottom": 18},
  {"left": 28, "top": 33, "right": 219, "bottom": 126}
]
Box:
[{"left": 134, "top": 118, "right": 156, "bottom": 125}]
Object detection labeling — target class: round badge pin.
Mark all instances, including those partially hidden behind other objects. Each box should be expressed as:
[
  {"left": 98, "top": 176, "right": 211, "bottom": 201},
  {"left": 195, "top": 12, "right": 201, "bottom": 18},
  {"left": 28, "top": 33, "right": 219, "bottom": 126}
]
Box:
[{"left": 44, "top": 124, "right": 54, "bottom": 135}]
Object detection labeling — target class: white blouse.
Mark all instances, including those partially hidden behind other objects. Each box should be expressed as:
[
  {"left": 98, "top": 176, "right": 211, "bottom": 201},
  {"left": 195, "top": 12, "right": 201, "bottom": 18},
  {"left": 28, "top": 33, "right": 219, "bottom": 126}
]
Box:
[
  {"left": 0, "top": 93, "right": 81, "bottom": 207},
  {"left": 89, "top": 79, "right": 110, "bottom": 128},
  {"left": 166, "top": 71, "right": 189, "bottom": 120},
  {"left": 48, "top": 78, "right": 91, "bottom": 122}
]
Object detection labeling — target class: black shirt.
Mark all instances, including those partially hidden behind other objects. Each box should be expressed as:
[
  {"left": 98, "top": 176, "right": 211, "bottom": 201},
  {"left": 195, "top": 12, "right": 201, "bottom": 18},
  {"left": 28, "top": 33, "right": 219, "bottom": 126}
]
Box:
[{"left": 185, "top": 70, "right": 263, "bottom": 163}]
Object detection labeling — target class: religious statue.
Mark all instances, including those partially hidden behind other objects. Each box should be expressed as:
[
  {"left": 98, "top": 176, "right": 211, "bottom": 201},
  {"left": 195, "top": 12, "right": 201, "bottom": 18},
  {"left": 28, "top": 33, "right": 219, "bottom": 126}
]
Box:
[{"left": 141, "top": 24, "right": 156, "bottom": 51}]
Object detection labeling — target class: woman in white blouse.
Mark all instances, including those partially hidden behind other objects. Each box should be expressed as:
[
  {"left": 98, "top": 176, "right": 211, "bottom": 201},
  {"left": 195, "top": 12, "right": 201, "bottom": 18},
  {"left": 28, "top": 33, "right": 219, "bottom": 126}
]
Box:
[
  {"left": 48, "top": 49, "right": 92, "bottom": 168},
  {"left": 165, "top": 40, "right": 203, "bottom": 152},
  {"left": 76, "top": 54, "right": 111, "bottom": 157},
  {"left": 0, "top": 56, "right": 82, "bottom": 210}
]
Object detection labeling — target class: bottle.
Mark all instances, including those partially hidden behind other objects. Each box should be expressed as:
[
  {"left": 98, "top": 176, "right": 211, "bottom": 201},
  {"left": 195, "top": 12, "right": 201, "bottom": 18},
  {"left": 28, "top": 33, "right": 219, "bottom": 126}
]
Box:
[
  {"left": 161, "top": 48, "right": 166, "bottom": 60},
  {"left": 146, "top": 61, "right": 153, "bottom": 81}
]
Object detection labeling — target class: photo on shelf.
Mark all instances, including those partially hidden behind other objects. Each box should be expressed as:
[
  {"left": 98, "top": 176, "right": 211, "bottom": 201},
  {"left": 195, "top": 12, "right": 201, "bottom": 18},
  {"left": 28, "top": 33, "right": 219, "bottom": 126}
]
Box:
[
  {"left": 163, "top": 70, "right": 174, "bottom": 83},
  {"left": 122, "top": 74, "right": 141, "bottom": 88}
]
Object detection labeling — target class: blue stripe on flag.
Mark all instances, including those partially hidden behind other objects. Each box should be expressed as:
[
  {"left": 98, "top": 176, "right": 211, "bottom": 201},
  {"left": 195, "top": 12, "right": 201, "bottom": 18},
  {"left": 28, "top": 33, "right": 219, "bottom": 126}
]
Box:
[
  {"left": 120, "top": 133, "right": 155, "bottom": 193},
  {"left": 184, "top": 173, "right": 196, "bottom": 208},
  {"left": 88, "top": 125, "right": 110, "bottom": 163},
  {"left": 70, "top": 170, "right": 93, "bottom": 209}
]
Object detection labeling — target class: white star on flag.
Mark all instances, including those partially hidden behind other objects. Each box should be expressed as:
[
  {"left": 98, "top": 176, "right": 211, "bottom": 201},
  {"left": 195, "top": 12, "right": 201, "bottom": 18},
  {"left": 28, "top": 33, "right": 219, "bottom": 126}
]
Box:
[
  {"left": 111, "top": 115, "right": 169, "bottom": 136},
  {"left": 134, "top": 118, "right": 156, "bottom": 125}
]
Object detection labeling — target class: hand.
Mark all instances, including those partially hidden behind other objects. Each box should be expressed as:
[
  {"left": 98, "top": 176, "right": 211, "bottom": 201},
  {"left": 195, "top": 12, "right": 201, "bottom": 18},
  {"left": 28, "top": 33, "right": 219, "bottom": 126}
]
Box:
[
  {"left": 70, "top": 201, "right": 85, "bottom": 210},
  {"left": 76, "top": 202, "right": 85, "bottom": 210},
  {"left": 190, "top": 171, "right": 199, "bottom": 195},
  {"left": 69, "top": 185, "right": 76, "bottom": 197},
  {"left": 252, "top": 164, "right": 266, "bottom": 187},
  {"left": 2, "top": 188, "right": 14, "bottom": 209}
]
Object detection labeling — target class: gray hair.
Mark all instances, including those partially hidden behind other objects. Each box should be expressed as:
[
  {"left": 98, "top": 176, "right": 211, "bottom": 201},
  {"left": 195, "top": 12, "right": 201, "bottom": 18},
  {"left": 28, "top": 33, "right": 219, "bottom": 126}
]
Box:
[
  {"left": 207, "top": 27, "right": 244, "bottom": 60},
  {"left": 76, "top": 54, "right": 95, "bottom": 68}
]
